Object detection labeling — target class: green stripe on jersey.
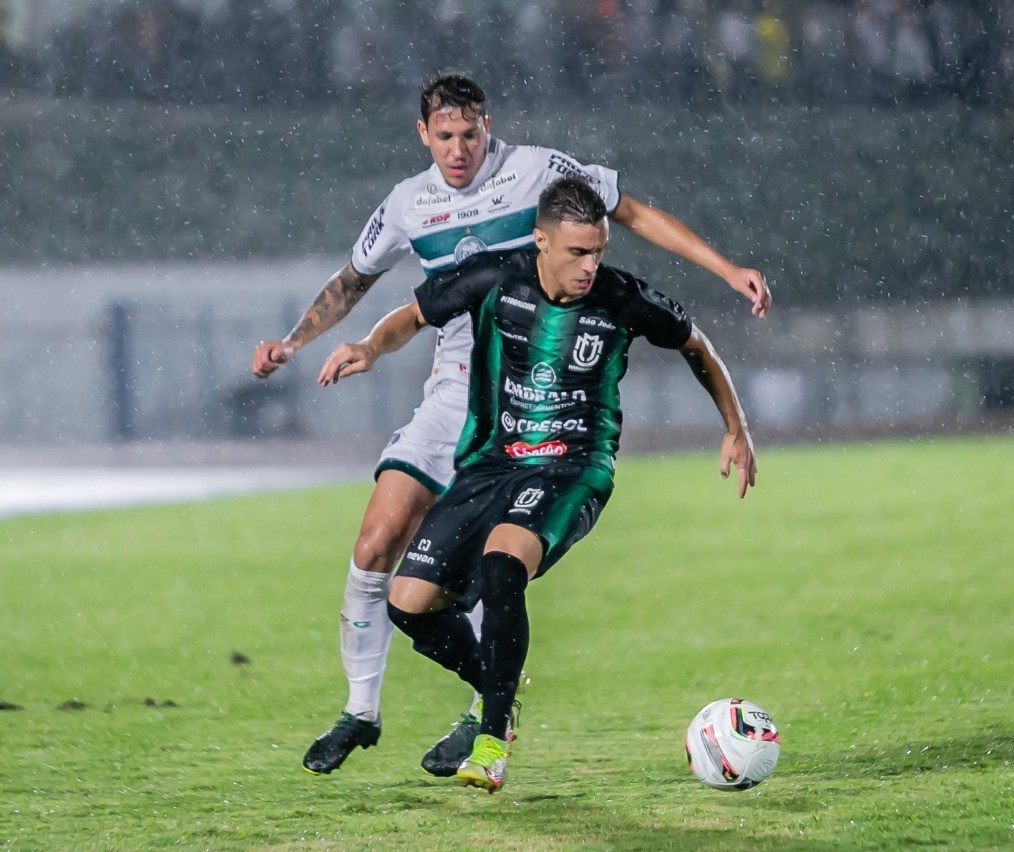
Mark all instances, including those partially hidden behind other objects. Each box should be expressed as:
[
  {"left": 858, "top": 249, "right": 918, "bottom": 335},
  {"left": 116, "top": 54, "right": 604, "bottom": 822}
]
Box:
[
  {"left": 455, "top": 286, "right": 503, "bottom": 466},
  {"left": 520, "top": 302, "right": 578, "bottom": 445},
  {"left": 409, "top": 207, "right": 537, "bottom": 263}
]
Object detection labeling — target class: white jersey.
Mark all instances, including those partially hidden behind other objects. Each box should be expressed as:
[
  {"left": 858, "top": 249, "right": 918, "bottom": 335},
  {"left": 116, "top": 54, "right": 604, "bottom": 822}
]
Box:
[{"left": 350, "top": 138, "right": 620, "bottom": 380}]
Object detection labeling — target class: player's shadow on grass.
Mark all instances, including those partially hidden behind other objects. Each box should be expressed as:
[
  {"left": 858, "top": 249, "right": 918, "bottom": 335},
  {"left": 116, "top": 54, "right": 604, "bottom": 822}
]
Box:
[{"left": 801, "top": 730, "right": 1010, "bottom": 780}]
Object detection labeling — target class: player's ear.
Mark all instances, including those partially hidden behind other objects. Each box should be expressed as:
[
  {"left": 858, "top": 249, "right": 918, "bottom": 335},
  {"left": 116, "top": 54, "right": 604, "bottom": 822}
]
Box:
[
  {"left": 417, "top": 118, "right": 430, "bottom": 147},
  {"left": 533, "top": 226, "right": 550, "bottom": 253}
]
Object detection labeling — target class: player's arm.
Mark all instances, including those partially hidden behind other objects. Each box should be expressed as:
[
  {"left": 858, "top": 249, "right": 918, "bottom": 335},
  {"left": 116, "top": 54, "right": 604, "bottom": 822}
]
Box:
[
  {"left": 252, "top": 263, "right": 381, "bottom": 378},
  {"left": 317, "top": 301, "right": 427, "bottom": 386},
  {"left": 610, "top": 193, "right": 771, "bottom": 318},
  {"left": 678, "top": 325, "right": 757, "bottom": 499}
]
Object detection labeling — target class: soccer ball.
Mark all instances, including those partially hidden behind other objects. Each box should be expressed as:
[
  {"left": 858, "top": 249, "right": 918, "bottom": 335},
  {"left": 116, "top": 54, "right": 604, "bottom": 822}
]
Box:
[{"left": 684, "top": 698, "right": 780, "bottom": 790}]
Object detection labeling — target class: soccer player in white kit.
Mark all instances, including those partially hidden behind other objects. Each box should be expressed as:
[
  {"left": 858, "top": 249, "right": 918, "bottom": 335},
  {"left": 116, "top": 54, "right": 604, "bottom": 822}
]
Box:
[{"left": 251, "top": 74, "right": 771, "bottom": 778}]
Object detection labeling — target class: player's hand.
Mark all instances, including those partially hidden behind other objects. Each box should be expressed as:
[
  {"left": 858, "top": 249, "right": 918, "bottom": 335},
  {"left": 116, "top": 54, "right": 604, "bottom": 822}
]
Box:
[
  {"left": 251, "top": 340, "right": 295, "bottom": 379},
  {"left": 318, "top": 341, "right": 377, "bottom": 387},
  {"left": 727, "top": 267, "right": 771, "bottom": 318},
  {"left": 719, "top": 429, "right": 757, "bottom": 499}
]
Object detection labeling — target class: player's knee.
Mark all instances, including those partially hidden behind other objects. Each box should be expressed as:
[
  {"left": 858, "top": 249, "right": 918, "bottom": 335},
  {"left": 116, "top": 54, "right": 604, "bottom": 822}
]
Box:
[
  {"left": 385, "top": 601, "right": 442, "bottom": 650},
  {"left": 481, "top": 551, "right": 529, "bottom": 607},
  {"left": 385, "top": 600, "right": 416, "bottom": 637},
  {"left": 353, "top": 524, "right": 405, "bottom": 573}
]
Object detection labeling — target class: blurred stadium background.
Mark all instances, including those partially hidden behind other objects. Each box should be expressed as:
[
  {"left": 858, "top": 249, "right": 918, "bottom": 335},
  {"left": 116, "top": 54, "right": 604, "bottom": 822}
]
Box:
[{"left": 0, "top": 0, "right": 1012, "bottom": 479}]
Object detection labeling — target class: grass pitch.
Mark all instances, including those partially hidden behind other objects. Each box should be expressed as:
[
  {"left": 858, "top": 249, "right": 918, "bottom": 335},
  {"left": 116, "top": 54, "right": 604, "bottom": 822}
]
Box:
[{"left": 1, "top": 436, "right": 1011, "bottom": 849}]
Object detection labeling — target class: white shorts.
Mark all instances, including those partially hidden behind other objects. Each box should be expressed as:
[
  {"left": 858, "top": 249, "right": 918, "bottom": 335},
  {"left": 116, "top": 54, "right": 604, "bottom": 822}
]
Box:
[{"left": 374, "top": 374, "right": 468, "bottom": 494}]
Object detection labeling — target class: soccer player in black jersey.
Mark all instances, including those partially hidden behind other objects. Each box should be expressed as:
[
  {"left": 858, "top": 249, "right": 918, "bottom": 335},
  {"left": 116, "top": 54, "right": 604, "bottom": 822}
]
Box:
[
  {"left": 317, "top": 176, "right": 756, "bottom": 793},
  {"left": 259, "top": 73, "right": 770, "bottom": 780}
]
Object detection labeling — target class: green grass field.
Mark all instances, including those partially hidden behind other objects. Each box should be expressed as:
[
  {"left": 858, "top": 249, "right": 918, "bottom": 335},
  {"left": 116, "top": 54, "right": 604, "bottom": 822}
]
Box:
[{"left": 2, "top": 437, "right": 1011, "bottom": 850}]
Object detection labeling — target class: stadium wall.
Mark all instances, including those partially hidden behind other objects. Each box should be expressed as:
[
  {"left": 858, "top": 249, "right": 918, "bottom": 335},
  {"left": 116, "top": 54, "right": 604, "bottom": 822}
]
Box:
[{"left": 1, "top": 259, "right": 1009, "bottom": 452}]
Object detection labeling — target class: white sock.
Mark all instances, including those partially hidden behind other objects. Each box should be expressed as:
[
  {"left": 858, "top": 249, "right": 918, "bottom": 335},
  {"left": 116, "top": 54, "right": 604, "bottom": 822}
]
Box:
[
  {"left": 340, "top": 558, "right": 393, "bottom": 723},
  {"left": 466, "top": 600, "right": 484, "bottom": 716}
]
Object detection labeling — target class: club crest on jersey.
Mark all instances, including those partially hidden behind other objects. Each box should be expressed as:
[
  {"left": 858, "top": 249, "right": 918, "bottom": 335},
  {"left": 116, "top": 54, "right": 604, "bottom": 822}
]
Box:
[
  {"left": 572, "top": 333, "right": 604, "bottom": 368},
  {"left": 454, "top": 235, "right": 487, "bottom": 263},
  {"left": 511, "top": 487, "right": 545, "bottom": 511},
  {"left": 531, "top": 362, "right": 557, "bottom": 388}
]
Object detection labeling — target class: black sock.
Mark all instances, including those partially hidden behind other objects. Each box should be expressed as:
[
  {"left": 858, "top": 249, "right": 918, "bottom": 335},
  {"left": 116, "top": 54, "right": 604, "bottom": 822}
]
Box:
[
  {"left": 386, "top": 601, "right": 482, "bottom": 692},
  {"left": 478, "top": 551, "right": 530, "bottom": 740}
]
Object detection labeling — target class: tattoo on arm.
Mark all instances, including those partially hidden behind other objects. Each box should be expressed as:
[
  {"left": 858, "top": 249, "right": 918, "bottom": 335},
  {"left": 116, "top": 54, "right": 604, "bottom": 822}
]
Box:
[{"left": 286, "top": 264, "right": 379, "bottom": 346}]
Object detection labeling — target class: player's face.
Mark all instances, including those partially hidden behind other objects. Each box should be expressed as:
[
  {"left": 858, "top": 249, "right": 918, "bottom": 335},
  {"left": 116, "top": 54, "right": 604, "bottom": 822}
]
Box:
[
  {"left": 417, "top": 106, "right": 491, "bottom": 189},
  {"left": 533, "top": 218, "right": 609, "bottom": 302}
]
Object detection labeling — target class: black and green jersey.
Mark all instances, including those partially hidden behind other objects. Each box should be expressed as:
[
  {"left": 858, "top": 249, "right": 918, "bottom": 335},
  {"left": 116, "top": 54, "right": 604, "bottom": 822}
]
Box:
[{"left": 414, "top": 247, "right": 693, "bottom": 475}]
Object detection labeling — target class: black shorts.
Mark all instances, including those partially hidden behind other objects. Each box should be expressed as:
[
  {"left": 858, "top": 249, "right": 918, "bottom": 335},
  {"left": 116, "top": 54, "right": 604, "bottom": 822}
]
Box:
[{"left": 398, "top": 460, "right": 614, "bottom": 610}]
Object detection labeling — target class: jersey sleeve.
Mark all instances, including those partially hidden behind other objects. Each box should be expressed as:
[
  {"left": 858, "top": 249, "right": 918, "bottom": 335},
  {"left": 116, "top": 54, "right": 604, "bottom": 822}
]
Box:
[
  {"left": 349, "top": 185, "right": 413, "bottom": 276},
  {"left": 623, "top": 278, "right": 694, "bottom": 349},
  {"left": 529, "top": 146, "right": 621, "bottom": 213},
  {"left": 414, "top": 253, "right": 503, "bottom": 328}
]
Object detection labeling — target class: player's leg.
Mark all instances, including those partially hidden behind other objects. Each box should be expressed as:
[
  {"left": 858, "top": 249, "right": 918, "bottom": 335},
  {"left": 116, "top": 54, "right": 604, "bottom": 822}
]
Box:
[
  {"left": 303, "top": 379, "right": 464, "bottom": 775},
  {"left": 386, "top": 465, "right": 495, "bottom": 689},
  {"left": 456, "top": 525, "right": 540, "bottom": 793},
  {"left": 386, "top": 577, "right": 483, "bottom": 691},
  {"left": 388, "top": 464, "right": 504, "bottom": 777},
  {"left": 458, "top": 467, "right": 612, "bottom": 793},
  {"left": 476, "top": 527, "right": 541, "bottom": 739},
  {"left": 302, "top": 470, "right": 437, "bottom": 776},
  {"left": 342, "top": 470, "right": 437, "bottom": 718}
]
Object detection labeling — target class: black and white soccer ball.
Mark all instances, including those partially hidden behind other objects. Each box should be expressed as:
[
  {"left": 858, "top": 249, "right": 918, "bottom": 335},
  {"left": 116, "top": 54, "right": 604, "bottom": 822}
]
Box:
[{"left": 685, "top": 698, "right": 780, "bottom": 790}]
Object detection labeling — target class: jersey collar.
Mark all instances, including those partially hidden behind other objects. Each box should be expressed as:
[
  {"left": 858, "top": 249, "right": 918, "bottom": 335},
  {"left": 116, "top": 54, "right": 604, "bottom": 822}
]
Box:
[{"left": 428, "top": 137, "right": 508, "bottom": 196}]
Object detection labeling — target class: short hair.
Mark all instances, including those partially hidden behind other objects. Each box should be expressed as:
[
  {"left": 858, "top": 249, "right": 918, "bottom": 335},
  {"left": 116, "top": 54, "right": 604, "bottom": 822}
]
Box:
[
  {"left": 536, "top": 176, "right": 607, "bottom": 231},
  {"left": 420, "top": 73, "right": 487, "bottom": 123}
]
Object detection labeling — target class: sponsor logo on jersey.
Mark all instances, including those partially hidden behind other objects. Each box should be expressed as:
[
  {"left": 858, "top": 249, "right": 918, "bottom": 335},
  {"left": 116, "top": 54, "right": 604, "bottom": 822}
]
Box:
[
  {"left": 418, "top": 538, "right": 432, "bottom": 552},
  {"left": 579, "top": 315, "right": 616, "bottom": 331},
  {"left": 511, "top": 487, "right": 545, "bottom": 511},
  {"left": 454, "top": 235, "right": 488, "bottom": 263},
  {"left": 405, "top": 550, "right": 435, "bottom": 565},
  {"left": 414, "top": 192, "right": 453, "bottom": 208},
  {"left": 361, "top": 204, "right": 386, "bottom": 255},
  {"left": 531, "top": 362, "right": 557, "bottom": 388},
  {"left": 427, "top": 182, "right": 439, "bottom": 194},
  {"left": 572, "top": 333, "right": 604, "bottom": 368},
  {"left": 516, "top": 417, "right": 588, "bottom": 434},
  {"left": 500, "top": 329, "right": 528, "bottom": 343},
  {"left": 504, "top": 376, "right": 587, "bottom": 403},
  {"left": 505, "top": 440, "right": 567, "bottom": 459},
  {"left": 501, "top": 411, "right": 517, "bottom": 431},
  {"left": 422, "top": 213, "right": 451, "bottom": 228},
  {"left": 547, "top": 154, "right": 601, "bottom": 185},
  {"left": 479, "top": 170, "right": 518, "bottom": 194},
  {"left": 457, "top": 208, "right": 479, "bottom": 220},
  {"left": 488, "top": 194, "right": 510, "bottom": 212},
  {"left": 500, "top": 294, "right": 536, "bottom": 312}
]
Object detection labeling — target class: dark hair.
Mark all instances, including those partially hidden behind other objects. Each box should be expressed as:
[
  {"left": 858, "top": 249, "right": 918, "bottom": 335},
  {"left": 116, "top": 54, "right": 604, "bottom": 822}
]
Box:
[
  {"left": 420, "top": 73, "right": 487, "bottom": 123},
  {"left": 536, "top": 176, "right": 607, "bottom": 230}
]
